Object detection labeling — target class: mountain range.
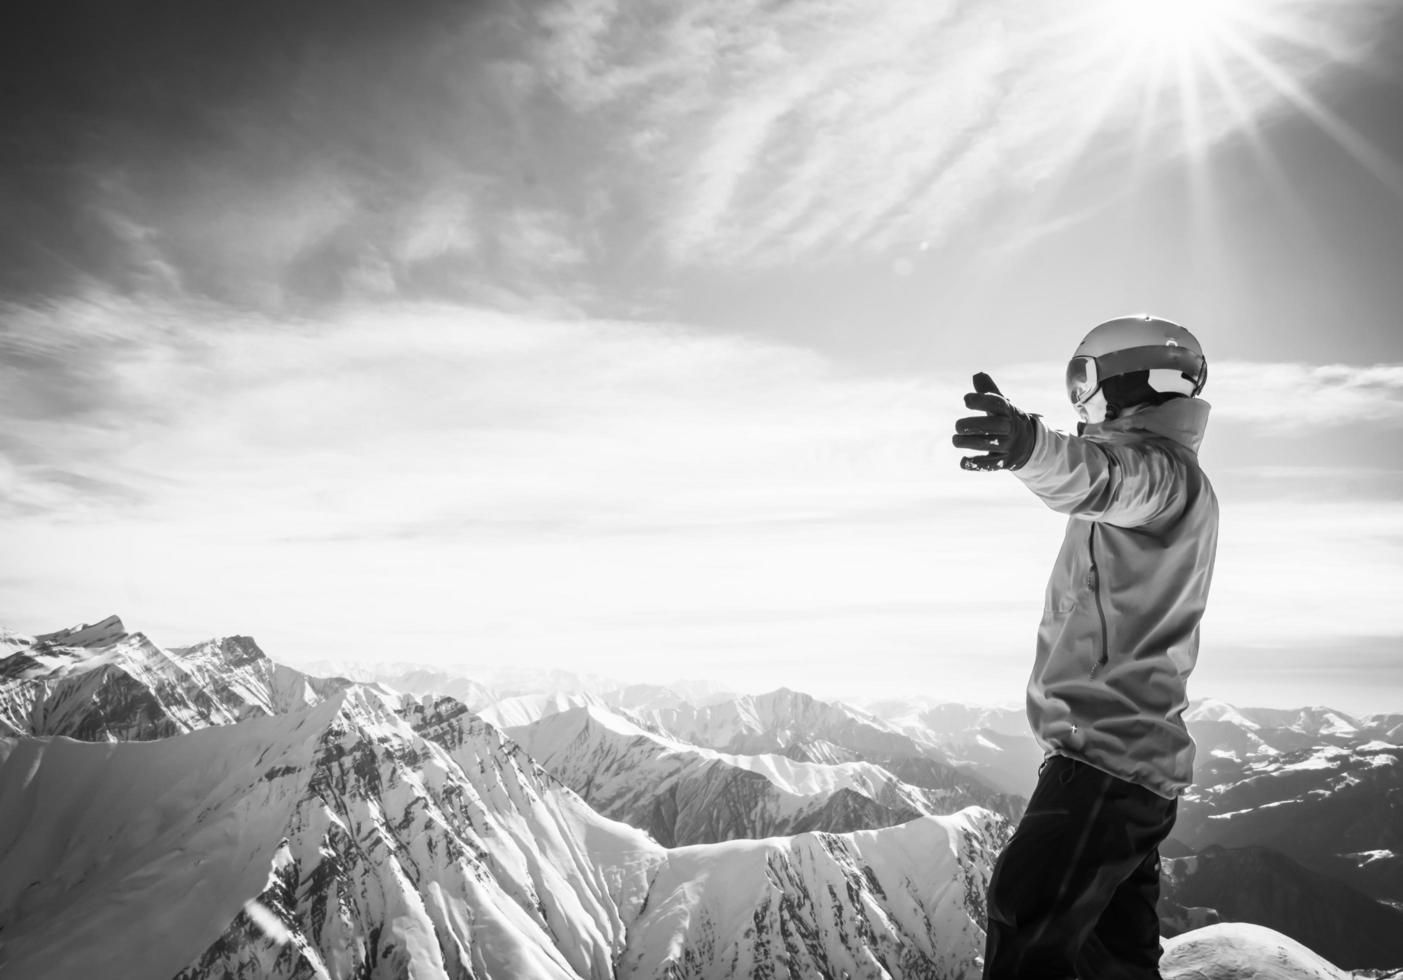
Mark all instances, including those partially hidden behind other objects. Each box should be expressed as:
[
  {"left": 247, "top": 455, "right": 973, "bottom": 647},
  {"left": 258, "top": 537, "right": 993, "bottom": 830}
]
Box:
[
  {"left": 0, "top": 620, "right": 1002, "bottom": 978},
  {"left": 2, "top": 617, "right": 1401, "bottom": 977}
]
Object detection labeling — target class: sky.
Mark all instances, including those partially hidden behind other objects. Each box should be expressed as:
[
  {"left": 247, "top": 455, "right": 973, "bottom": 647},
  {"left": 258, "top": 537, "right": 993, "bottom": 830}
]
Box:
[{"left": 2, "top": 0, "right": 1402, "bottom": 714}]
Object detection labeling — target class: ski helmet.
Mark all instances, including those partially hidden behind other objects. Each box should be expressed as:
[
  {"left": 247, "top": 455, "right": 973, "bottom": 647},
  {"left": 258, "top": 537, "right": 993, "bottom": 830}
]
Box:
[{"left": 1065, "top": 314, "right": 1206, "bottom": 422}]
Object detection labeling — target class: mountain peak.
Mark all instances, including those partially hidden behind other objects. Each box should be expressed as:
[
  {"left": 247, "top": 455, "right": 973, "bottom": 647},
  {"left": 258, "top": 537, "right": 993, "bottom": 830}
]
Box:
[
  {"left": 172, "top": 634, "right": 271, "bottom": 671},
  {"left": 33, "top": 614, "right": 127, "bottom": 649}
]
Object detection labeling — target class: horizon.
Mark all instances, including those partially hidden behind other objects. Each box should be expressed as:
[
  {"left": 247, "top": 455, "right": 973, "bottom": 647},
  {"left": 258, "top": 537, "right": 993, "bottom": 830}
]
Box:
[
  {"left": 3, "top": 0, "right": 1402, "bottom": 717},
  {"left": 4, "top": 612, "right": 1396, "bottom": 719}
]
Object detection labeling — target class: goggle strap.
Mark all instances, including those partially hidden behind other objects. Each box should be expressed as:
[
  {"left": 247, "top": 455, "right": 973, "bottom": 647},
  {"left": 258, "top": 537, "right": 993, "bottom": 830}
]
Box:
[{"left": 1092, "top": 345, "right": 1207, "bottom": 387}]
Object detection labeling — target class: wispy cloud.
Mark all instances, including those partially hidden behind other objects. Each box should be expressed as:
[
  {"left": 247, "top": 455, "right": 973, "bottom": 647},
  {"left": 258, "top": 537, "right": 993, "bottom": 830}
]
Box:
[
  {"left": 4, "top": 295, "right": 1401, "bottom": 702},
  {"left": 0, "top": 0, "right": 596, "bottom": 311},
  {"left": 535, "top": 0, "right": 1392, "bottom": 266},
  {"left": 7, "top": 294, "right": 1400, "bottom": 535},
  {"left": 1211, "top": 362, "right": 1403, "bottom": 428},
  {"left": 3, "top": 0, "right": 1392, "bottom": 311}
]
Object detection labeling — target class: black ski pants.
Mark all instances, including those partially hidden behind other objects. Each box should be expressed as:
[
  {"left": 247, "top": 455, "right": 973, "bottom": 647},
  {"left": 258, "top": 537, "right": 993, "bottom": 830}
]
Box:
[{"left": 981, "top": 755, "right": 1177, "bottom": 980}]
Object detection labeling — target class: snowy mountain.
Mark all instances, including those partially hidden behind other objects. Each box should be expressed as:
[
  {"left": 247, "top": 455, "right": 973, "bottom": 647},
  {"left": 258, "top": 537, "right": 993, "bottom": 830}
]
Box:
[
  {"left": 855, "top": 699, "right": 1028, "bottom": 738},
  {"left": 845, "top": 697, "right": 1043, "bottom": 799},
  {"left": 625, "top": 687, "right": 1036, "bottom": 807},
  {"left": 604, "top": 681, "right": 738, "bottom": 712},
  {"left": 614, "top": 812, "right": 1003, "bottom": 979},
  {"left": 1175, "top": 702, "right": 1403, "bottom": 906},
  {"left": 0, "top": 629, "right": 1009, "bottom": 980},
  {"left": 0, "top": 621, "right": 349, "bottom": 740},
  {"left": 477, "top": 690, "right": 610, "bottom": 729},
  {"left": 503, "top": 703, "right": 1019, "bottom": 846},
  {"left": 0, "top": 687, "right": 660, "bottom": 979},
  {"left": 627, "top": 687, "right": 948, "bottom": 763},
  {"left": 5, "top": 619, "right": 1400, "bottom": 978},
  {"left": 295, "top": 660, "right": 499, "bottom": 711},
  {"left": 32, "top": 612, "right": 129, "bottom": 648},
  {"left": 291, "top": 657, "right": 627, "bottom": 708}
]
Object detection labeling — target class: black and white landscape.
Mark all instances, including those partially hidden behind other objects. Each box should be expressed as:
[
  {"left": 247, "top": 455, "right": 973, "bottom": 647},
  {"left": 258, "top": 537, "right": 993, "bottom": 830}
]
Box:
[
  {"left": 5, "top": 0, "right": 1403, "bottom": 976},
  {"left": 3, "top": 618, "right": 1401, "bottom": 979}
]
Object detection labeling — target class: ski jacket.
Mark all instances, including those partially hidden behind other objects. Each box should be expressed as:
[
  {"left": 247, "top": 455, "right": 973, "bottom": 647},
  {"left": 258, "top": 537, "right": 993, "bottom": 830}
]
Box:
[{"left": 1013, "top": 398, "right": 1218, "bottom": 799}]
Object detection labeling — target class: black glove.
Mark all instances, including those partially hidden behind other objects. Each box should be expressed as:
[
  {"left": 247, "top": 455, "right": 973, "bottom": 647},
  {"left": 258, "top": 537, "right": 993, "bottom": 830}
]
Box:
[{"left": 952, "top": 373, "right": 1038, "bottom": 471}]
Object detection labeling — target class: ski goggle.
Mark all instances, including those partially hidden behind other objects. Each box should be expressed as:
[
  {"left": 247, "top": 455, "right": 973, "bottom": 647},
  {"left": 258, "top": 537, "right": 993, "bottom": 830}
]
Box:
[{"left": 1065, "top": 345, "right": 1207, "bottom": 406}]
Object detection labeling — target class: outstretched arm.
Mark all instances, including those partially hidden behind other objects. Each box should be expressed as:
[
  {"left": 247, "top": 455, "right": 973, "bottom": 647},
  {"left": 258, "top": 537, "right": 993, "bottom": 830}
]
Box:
[
  {"left": 952, "top": 372, "right": 1185, "bottom": 528},
  {"left": 1014, "top": 421, "right": 1185, "bottom": 528}
]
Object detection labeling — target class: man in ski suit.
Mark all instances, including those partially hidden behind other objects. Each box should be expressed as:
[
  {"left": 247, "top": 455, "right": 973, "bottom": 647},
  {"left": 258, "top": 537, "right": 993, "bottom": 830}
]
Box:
[{"left": 951, "top": 315, "right": 1218, "bottom": 980}]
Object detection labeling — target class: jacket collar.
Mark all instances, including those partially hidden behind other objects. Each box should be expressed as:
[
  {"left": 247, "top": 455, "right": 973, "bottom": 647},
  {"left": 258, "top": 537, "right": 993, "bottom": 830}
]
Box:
[{"left": 1085, "top": 398, "right": 1211, "bottom": 454}]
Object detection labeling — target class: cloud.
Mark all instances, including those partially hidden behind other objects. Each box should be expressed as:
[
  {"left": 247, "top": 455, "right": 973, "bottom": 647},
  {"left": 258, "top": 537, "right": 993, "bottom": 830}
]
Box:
[
  {"left": 0, "top": 0, "right": 597, "bottom": 311},
  {"left": 4, "top": 0, "right": 1393, "bottom": 311},
  {"left": 0, "top": 294, "right": 973, "bottom": 533},
  {"left": 534, "top": 0, "right": 1393, "bottom": 266},
  {"left": 1210, "top": 362, "right": 1403, "bottom": 428},
  {"left": 4, "top": 293, "right": 1401, "bottom": 707},
  {"left": 7, "top": 288, "right": 1398, "bottom": 539}
]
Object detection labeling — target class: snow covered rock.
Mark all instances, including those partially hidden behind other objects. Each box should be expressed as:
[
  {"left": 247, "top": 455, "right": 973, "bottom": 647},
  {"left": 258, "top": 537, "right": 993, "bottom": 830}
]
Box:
[
  {"left": 32, "top": 613, "right": 129, "bottom": 648},
  {"left": 0, "top": 688, "right": 663, "bottom": 980},
  {"left": 1161, "top": 922, "right": 1393, "bottom": 980},
  {"left": 616, "top": 810, "right": 1005, "bottom": 980},
  {"left": 0, "top": 683, "right": 1011, "bottom": 980},
  {"left": 0, "top": 628, "right": 350, "bottom": 740}
]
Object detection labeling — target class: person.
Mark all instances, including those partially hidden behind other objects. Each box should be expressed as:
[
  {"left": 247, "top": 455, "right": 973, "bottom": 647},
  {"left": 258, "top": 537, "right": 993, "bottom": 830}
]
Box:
[{"left": 951, "top": 314, "right": 1219, "bottom": 980}]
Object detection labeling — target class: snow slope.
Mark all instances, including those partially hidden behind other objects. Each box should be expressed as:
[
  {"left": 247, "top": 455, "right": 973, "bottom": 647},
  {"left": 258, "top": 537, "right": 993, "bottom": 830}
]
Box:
[
  {"left": 0, "top": 685, "right": 1011, "bottom": 980},
  {"left": 1161, "top": 921, "right": 1403, "bottom": 980},
  {"left": 616, "top": 810, "right": 1003, "bottom": 979},
  {"left": 506, "top": 703, "right": 1018, "bottom": 846},
  {"left": 0, "top": 699, "right": 342, "bottom": 979},
  {"left": 0, "top": 688, "right": 662, "bottom": 980}
]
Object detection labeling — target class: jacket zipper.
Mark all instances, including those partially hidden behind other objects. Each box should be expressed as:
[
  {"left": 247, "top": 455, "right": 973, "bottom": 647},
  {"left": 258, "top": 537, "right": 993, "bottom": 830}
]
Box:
[{"left": 1088, "top": 524, "right": 1110, "bottom": 679}]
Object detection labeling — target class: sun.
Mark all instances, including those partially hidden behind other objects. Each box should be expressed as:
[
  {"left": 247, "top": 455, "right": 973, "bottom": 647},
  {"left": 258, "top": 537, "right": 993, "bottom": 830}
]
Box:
[
  {"left": 1013, "top": 0, "right": 1403, "bottom": 247},
  {"left": 1105, "top": 0, "right": 1247, "bottom": 59}
]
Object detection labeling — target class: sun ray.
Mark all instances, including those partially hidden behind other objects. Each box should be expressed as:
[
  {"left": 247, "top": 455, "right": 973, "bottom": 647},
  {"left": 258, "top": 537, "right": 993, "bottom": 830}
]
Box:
[
  {"left": 1196, "top": 33, "right": 1311, "bottom": 223},
  {"left": 1219, "top": 28, "right": 1403, "bottom": 201}
]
